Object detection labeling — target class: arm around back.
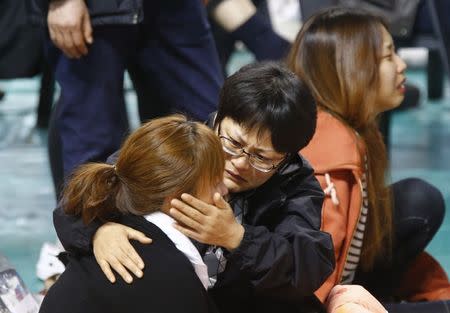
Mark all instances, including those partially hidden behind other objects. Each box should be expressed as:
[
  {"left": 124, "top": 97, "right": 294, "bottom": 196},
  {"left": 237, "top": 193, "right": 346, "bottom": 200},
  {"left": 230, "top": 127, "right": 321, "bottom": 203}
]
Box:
[
  {"left": 53, "top": 204, "right": 101, "bottom": 254},
  {"left": 42, "top": 217, "right": 218, "bottom": 313}
]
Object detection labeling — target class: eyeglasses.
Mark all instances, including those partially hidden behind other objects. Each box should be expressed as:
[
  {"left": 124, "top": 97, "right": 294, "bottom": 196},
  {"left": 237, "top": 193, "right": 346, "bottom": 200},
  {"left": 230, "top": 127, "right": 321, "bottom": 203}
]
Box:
[{"left": 218, "top": 128, "right": 286, "bottom": 173}]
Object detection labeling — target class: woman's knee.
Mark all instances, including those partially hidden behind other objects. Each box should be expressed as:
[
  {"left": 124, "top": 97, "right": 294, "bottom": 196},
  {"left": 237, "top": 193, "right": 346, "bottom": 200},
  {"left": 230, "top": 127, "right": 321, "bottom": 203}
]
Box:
[{"left": 393, "top": 178, "right": 445, "bottom": 234}]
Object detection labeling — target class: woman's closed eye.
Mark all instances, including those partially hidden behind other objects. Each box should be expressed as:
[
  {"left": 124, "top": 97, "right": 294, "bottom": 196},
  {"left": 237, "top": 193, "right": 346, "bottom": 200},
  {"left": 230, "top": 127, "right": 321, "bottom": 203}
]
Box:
[
  {"left": 228, "top": 137, "right": 243, "bottom": 148},
  {"left": 254, "top": 154, "right": 270, "bottom": 162}
]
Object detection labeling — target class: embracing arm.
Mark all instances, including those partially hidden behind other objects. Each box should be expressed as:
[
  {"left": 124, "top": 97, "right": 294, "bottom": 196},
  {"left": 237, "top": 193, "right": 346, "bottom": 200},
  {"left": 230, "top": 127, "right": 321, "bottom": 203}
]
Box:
[
  {"left": 52, "top": 151, "right": 119, "bottom": 252},
  {"left": 53, "top": 205, "right": 151, "bottom": 283},
  {"left": 53, "top": 203, "right": 100, "bottom": 254}
]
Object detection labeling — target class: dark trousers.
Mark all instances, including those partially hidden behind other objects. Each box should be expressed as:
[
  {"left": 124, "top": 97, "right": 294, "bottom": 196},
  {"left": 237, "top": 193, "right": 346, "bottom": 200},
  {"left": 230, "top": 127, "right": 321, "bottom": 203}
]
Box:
[
  {"left": 210, "top": 0, "right": 290, "bottom": 74},
  {"left": 45, "top": 0, "right": 223, "bottom": 197},
  {"left": 353, "top": 178, "right": 448, "bottom": 312},
  {"left": 384, "top": 300, "right": 450, "bottom": 313}
]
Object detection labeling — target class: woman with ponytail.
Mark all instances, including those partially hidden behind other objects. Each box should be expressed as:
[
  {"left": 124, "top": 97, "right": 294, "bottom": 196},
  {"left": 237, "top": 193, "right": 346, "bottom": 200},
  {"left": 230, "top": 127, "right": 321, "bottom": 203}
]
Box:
[
  {"left": 39, "top": 114, "right": 226, "bottom": 313},
  {"left": 288, "top": 7, "right": 449, "bottom": 312}
]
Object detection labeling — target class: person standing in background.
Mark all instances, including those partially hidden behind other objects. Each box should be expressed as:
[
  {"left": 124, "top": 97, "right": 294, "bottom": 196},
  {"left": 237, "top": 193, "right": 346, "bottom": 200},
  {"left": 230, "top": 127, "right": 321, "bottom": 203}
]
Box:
[{"left": 27, "top": 0, "right": 224, "bottom": 198}]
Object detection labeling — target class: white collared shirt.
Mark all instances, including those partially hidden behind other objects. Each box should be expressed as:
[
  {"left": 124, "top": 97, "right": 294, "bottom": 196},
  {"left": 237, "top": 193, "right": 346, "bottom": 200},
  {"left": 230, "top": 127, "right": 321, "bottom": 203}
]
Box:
[{"left": 144, "top": 212, "right": 209, "bottom": 289}]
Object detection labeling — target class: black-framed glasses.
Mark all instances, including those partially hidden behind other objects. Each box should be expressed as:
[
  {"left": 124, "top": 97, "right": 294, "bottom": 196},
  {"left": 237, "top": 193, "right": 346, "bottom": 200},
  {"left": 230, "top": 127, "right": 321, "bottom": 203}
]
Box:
[{"left": 218, "top": 126, "right": 286, "bottom": 173}]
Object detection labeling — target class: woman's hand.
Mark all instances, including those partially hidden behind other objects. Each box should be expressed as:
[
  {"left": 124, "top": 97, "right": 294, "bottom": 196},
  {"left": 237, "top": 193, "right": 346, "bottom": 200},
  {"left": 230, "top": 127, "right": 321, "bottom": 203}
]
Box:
[
  {"left": 93, "top": 222, "right": 152, "bottom": 283},
  {"left": 333, "top": 303, "right": 373, "bottom": 313},
  {"left": 170, "top": 193, "right": 244, "bottom": 251},
  {"left": 326, "top": 285, "right": 387, "bottom": 313}
]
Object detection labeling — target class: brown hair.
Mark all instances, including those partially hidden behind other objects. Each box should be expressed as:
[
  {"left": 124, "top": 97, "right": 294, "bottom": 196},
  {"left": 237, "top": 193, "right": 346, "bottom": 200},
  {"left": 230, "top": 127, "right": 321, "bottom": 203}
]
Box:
[
  {"left": 287, "top": 8, "right": 392, "bottom": 270},
  {"left": 62, "top": 114, "right": 225, "bottom": 224}
]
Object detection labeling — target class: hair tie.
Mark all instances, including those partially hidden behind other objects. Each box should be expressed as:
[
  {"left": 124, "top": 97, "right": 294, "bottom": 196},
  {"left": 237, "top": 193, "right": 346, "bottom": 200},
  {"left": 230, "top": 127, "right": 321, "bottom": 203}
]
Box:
[{"left": 107, "top": 164, "right": 119, "bottom": 187}]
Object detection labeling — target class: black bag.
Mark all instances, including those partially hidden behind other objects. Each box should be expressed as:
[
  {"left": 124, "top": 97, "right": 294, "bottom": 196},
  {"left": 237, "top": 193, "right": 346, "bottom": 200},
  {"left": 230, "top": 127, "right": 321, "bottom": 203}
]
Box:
[{"left": 339, "top": 0, "right": 421, "bottom": 38}]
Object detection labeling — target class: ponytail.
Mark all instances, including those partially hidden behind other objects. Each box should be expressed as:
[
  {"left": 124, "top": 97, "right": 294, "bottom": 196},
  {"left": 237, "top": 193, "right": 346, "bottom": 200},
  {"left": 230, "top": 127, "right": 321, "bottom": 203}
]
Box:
[{"left": 62, "top": 163, "right": 120, "bottom": 225}]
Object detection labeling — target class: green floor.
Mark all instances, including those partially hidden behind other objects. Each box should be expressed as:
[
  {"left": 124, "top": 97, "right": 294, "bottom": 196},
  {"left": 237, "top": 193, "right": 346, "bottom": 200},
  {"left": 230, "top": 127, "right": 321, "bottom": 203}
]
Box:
[{"left": 389, "top": 70, "right": 450, "bottom": 271}]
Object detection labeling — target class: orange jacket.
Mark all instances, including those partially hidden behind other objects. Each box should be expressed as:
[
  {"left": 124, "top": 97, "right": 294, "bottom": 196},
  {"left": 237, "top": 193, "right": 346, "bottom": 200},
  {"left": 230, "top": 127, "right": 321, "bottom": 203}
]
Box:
[
  {"left": 301, "top": 110, "right": 364, "bottom": 302},
  {"left": 301, "top": 110, "right": 450, "bottom": 303}
]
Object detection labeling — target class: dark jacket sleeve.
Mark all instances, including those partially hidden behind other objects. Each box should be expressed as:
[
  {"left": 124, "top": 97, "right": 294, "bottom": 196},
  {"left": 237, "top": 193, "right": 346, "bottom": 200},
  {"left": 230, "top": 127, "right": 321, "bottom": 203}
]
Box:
[
  {"left": 226, "top": 162, "right": 335, "bottom": 296},
  {"left": 53, "top": 204, "right": 101, "bottom": 254}
]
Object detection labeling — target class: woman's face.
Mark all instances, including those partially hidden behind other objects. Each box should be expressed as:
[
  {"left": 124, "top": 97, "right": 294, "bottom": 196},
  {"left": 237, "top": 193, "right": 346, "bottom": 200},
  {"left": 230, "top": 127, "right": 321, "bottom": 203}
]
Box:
[
  {"left": 375, "top": 26, "right": 407, "bottom": 114},
  {"left": 218, "top": 117, "right": 286, "bottom": 193}
]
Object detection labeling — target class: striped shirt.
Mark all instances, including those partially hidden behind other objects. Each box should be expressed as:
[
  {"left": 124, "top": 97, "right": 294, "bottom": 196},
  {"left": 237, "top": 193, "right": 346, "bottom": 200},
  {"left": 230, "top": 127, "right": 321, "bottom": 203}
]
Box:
[{"left": 340, "top": 157, "right": 369, "bottom": 284}]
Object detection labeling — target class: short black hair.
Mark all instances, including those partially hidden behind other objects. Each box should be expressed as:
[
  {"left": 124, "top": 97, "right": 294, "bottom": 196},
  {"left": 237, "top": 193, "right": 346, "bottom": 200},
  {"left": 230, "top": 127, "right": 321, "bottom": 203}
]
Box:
[{"left": 214, "top": 61, "right": 317, "bottom": 153}]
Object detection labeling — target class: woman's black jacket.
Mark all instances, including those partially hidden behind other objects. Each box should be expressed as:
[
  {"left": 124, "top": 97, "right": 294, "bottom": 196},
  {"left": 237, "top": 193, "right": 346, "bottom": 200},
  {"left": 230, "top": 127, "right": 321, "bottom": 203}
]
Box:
[{"left": 40, "top": 214, "right": 218, "bottom": 313}]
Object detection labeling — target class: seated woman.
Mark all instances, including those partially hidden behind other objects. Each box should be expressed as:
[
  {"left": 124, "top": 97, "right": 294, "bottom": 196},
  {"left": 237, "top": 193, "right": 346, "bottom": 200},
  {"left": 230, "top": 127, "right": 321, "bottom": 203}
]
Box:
[
  {"left": 288, "top": 7, "right": 450, "bottom": 312},
  {"left": 39, "top": 115, "right": 226, "bottom": 313}
]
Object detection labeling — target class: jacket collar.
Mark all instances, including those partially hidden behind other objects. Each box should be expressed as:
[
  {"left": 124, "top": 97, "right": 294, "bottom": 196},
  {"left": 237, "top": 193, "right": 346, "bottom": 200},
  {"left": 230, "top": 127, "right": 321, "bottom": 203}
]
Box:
[{"left": 300, "top": 110, "right": 362, "bottom": 174}]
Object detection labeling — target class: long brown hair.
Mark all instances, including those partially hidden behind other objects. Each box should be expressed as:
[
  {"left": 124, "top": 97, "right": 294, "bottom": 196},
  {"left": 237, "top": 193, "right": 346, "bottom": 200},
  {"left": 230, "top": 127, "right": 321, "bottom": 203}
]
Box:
[
  {"left": 287, "top": 8, "right": 392, "bottom": 270},
  {"left": 62, "top": 114, "right": 225, "bottom": 224}
]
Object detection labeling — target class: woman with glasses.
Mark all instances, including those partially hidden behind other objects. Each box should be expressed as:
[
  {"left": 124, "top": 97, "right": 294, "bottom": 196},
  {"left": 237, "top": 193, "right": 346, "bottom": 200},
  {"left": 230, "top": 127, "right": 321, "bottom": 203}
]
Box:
[
  {"left": 52, "top": 62, "right": 335, "bottom": 313},
  {"left": 218, "top": 128, "right": 286, "bottom": 173}
]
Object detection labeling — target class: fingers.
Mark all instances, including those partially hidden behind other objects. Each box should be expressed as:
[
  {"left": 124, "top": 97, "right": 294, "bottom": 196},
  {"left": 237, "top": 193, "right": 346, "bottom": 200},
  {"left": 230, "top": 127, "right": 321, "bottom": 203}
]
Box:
[
  {"left": 48, "top": 26, "right": 58, "bottom": 48},
  {"left": 326, "top": 286, "right": 357, "bottom": 311},
  {"left": 213, "top": 192, "right": 229, "bottom": 209},
  {"left": 173, "top": 223, "right": 201, "bottom": 242},
  {"left": 49, "top": 26, "right": 64, "bottom": 53},
  {"left": 179, "top": 194, "right": 211, "bottom": 214},
  {"left": 126, "top": 229, "right": 152, "bottom": 245},
  {"left": 333, "top": 303, "right": 372, "bottom": 313},
  {"left": 121, "top": 236, "right": 146, "bottom": 271},
  {"left": 328, "top": 291, "right": 360, "bottom": 309},
  {"left": 116, "top": 246, "right": 144, "bottom": 279},
  {"left": 47, "top": 0, "right": 91, "bottom": 58},
  {"left": 169, "top": 207, "right": 203, "bottom": 231},
  {"left": 112, "top": 227, "right": 150, "bottom": 275},
  {"left": 97, "top": 259, "right": 116, "bottom": 283},
  {"left": 107, "top": 255, "right": 135, "bottom": 284},
  {"left": 61, "top": 31, "right": 78, "bottom": 58},
  {"left": 64, "top": 29, "right": 88, "bottom": 58},
  {"left": 94, "top": 249, "right": 137, "bottom": 284},
  {"left": 327, "top": 285, "right": 386, "bottom": 313},
  {"left": 93, "top": 222, "right": 148, "bottom": 284},
  {"left": 70, "top": 29, "right": 88, "bottom": 56},
  {"left": 82, "top": 12, "right": 93, "bottom": 44},
  {"left": 170, "top": 198, "right": 207, "bottom": 225},
  {"left": 48, "top": 18, "right": 89, "bottom": 58},
  {"left": 327, "top": 285, "right": 348, "bottom": 301}
]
